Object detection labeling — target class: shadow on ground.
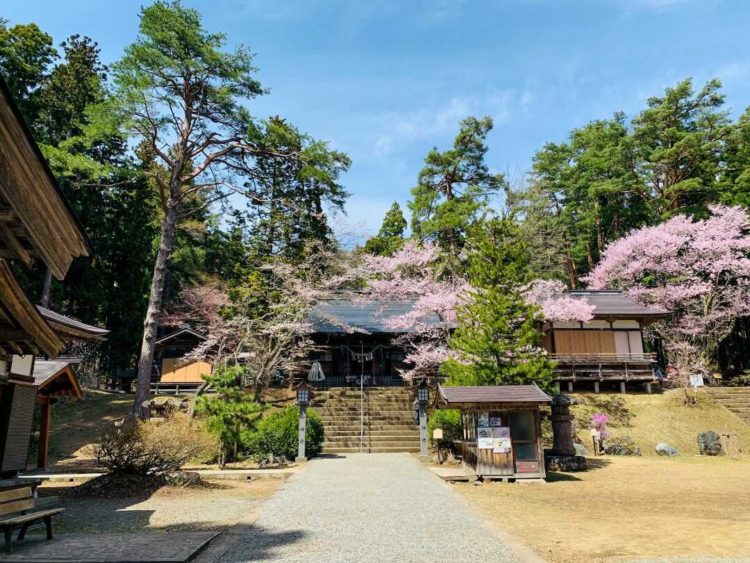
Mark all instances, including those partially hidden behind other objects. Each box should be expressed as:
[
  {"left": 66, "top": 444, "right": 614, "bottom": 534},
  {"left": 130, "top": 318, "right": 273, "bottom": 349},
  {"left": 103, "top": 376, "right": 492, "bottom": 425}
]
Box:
[
  {"left": 546, "top": 457, "right": 611, "bottom": 482},
  {"left": 213, "top": 526, "right": 307, "bottom": 562}
]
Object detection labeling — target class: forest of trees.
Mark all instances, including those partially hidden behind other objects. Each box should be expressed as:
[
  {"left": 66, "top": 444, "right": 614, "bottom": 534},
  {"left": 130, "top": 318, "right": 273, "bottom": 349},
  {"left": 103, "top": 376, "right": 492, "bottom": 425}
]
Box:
[{"left": 2, "top": 1, "right": 750, "bottom": 412}]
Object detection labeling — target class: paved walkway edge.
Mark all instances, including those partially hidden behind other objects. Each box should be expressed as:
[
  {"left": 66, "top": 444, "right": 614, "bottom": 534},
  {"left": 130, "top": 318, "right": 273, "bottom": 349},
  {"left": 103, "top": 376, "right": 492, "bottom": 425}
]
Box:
[
  {"left": 193, "top": 463, "right": 311, "bottom": 562},
  {"left": 424, "top": 464, "right": 545, "bottom": 563}
]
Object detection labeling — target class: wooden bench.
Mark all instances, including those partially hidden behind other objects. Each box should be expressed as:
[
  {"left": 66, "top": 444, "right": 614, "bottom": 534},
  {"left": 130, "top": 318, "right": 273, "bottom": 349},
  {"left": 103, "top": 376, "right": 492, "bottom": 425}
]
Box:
[{"left": 0, "top": 485, "right": 64, "bottom": 553}]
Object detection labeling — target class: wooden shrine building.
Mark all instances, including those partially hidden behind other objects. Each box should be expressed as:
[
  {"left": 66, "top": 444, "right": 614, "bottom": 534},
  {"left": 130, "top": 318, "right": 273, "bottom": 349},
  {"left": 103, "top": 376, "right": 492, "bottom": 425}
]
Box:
[
  {"left": 542, "top": 290, "right": 669, "bottom": 393},
  {"left": 0, "top": 76, "right": 106, "bottom": 475},
  {"left": 306, "top": 297, "right": 439, "bottom": 387},
  {"left": 437, "top": 384, "right": 551, "bottom": 480}
]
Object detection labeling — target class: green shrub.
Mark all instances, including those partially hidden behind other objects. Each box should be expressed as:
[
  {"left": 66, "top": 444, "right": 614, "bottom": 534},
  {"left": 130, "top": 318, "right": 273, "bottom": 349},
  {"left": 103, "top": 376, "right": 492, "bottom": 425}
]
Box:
[
  {"left": 428, "top": 409, "right": 462, "bottom": 445},
  {"left": 245, "top": 406, "right": 324, "bottom": 460}
]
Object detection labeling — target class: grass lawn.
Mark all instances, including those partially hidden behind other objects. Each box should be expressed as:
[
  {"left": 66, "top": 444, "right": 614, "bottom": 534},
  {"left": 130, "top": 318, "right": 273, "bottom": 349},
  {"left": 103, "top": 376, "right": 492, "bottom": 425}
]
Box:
[
  {"left": 570, "top": 389, "right": 750, "bottom": 456},
  {"left": 456, "top": 389, "right": 750, "bottom": 561},
  {"left": 460, "top": 456, "right": 750, "bottom": 562}
]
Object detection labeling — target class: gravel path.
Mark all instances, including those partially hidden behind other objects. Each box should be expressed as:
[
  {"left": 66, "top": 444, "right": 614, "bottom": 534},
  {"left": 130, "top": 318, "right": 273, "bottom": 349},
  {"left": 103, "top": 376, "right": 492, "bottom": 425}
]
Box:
[{"left": 222, "top": 453, "right": 524, "bottom": 562}]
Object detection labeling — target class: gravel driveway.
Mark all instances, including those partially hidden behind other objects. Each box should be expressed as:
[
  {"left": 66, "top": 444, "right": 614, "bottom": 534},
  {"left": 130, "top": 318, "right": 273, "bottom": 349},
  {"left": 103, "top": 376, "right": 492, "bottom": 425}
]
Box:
[{"left": 221, "top": 453, "right": 527, "bottom": 562}]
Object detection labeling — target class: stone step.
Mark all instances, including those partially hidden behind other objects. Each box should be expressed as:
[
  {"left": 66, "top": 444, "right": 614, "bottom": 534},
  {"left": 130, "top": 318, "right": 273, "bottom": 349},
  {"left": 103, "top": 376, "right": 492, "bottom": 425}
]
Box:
[
  {"left": 322, "top": 446, "right": 420, "bottom": 454},
  {"left": 324, "top": 430, "right": 419, "bottom": 438},
  {"left": 324, "top": 436, "right": 419, "bottom": 446},
  {"left": 323, "top": 424, "right": 417, "bottom": 432},
  {"left": 321, "top": 408, "right": 413, "bottom": 412},
  {"left": 322, "top": 417, "right": 415, "bottom": 424}
]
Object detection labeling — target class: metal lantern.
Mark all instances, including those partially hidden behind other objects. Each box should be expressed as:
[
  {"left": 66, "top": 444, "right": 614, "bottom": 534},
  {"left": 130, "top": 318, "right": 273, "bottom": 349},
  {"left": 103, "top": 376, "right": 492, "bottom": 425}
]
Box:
[
  {"left": 417, "top": 379, "right": 429, "bottom": 403},
  {"left": 296, "top": 382, "right": 311, "bottom": 406}
]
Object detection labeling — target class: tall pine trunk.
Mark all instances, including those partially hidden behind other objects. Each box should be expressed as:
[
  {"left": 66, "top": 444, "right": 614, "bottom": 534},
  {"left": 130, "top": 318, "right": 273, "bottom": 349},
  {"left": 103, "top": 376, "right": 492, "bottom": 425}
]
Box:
[{"left": 134, "top": 197, "right": 179, "bottom": 418}]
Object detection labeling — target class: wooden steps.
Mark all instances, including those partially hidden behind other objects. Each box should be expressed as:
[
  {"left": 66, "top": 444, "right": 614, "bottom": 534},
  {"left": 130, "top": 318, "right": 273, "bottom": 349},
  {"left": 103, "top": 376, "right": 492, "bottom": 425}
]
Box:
[{"left": 313, "top": 387, "right": 420, "bottom": 454}]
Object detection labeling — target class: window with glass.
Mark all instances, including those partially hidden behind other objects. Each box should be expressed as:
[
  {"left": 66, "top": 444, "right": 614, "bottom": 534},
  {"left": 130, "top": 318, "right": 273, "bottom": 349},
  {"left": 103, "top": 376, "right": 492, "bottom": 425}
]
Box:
[{"left": 509, "top": 411, "right": 538, "bottom": 461}]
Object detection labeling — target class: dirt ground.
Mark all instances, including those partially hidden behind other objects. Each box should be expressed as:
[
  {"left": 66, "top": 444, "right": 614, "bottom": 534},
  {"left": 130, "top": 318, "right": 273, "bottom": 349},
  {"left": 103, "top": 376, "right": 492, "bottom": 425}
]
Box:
[
  {"left": 46, "top": 390, "right": 134, "bottom": 471},
  {"left": 459, "top": 455, "right": 750, "bottom": 562},
  {"left": 39, "top": 478, "right": 283, "bottom": 534}
]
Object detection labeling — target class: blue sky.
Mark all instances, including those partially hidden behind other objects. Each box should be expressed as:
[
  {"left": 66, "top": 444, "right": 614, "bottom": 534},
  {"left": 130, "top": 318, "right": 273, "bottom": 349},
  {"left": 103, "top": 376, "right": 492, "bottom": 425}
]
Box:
[{"left": 4, "top": 0, "right": 750, "bottom": 236}]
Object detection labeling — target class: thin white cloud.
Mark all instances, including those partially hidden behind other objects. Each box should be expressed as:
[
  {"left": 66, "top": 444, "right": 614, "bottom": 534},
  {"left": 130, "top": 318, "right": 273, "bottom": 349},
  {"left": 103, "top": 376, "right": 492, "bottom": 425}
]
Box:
[
  {"left": 371, "top": 89, "right": 518, "bottom": 158},
  {"left": 616, "top": 0, "right": 703, "bottom": 13}
]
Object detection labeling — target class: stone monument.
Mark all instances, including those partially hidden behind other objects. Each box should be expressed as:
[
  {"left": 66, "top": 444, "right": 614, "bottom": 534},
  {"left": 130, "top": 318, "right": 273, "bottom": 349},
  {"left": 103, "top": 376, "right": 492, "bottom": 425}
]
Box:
[{"left": 544, "top": 393, "right": 587, "bottom": 472}]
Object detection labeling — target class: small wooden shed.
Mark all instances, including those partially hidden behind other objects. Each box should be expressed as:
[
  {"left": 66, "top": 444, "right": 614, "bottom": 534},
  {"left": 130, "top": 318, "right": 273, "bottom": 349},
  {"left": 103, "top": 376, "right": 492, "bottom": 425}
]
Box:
[
  {"left": 154, "top": 328, "right": 212, "bottom": 385},
  {"left": 32, "top": 360, "right": 82, "bottom": 469},
  {"left": 436, "top": 384, "right": 552, "bottom": 480}
]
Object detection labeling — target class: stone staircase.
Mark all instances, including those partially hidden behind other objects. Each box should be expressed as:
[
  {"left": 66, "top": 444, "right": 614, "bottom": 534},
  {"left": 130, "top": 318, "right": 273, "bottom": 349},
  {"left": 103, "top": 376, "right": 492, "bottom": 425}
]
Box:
[
  {"left": 705, "top": 387, "right": 750, "bottom": 424},
  {"left": 312, "top": 387, "right": 420, "bottom": 454}
]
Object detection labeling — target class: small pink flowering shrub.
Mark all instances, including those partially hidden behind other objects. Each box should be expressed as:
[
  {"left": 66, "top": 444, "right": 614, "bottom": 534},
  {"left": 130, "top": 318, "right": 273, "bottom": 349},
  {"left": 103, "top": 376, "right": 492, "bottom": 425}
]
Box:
[{"left": 591, "top": 412, "right": 610, "bottom": 441}]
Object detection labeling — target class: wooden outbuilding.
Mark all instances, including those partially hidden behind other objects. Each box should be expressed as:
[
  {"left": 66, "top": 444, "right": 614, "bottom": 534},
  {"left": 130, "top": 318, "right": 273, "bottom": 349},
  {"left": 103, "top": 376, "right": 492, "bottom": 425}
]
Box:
[
  {"left": 31, "top": 361, "right": 82, "bottom": 469},
  {"left": 436, "top": 384, "right": 552, "bottom": 480},
  {"left": 152, "top": 328, "right": 212, "bottom": 393},
  {"left": 542, "top": 290, "right": 669, "bottom": 393},
  {"left": 0, "top": 76, "right": 106, "bottom": 476}
]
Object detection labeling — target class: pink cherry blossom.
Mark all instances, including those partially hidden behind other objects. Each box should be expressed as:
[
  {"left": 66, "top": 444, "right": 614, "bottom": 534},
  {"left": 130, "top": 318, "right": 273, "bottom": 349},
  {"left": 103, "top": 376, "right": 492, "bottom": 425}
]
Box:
[
  {"left": 523, "top": 279, "right": 596, "bottom": 322},
  {"left": 587, "top": 205, "right": 750, "bottom": 373}
]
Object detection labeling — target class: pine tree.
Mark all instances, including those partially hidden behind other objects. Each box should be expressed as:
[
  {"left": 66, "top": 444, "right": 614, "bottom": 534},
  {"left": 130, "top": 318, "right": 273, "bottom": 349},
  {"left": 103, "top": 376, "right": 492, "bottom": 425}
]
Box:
[
  {"left": 409, "top": 116, "right": 505, "bottom": 256},
  {"left": 442, "top": 219, "right": 554, "bottom": 388},
  {"left": 363, "top": 201, "right": 407, "bottom": 256},
  {"left": 196, "top": 365, "right": 263, "bottom": 466}
]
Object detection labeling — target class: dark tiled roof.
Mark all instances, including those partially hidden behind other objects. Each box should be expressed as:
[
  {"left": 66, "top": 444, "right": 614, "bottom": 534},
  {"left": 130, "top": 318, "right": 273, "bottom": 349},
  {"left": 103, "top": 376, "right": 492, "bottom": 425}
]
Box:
[
  {"left": 37, "top": 306, "right": 109, "bottom": 338},
  {"left": 309, "top": 298, "right": 441, "bottom": 334},
  {"left": 155, "top": 327, "right": 207, "bottom": 346},
  {"left": 438, "top": 384, "right": 552, "bottom": 405},
  {"left": 567, "top": 290, "right": 668, "bottom": 318}
]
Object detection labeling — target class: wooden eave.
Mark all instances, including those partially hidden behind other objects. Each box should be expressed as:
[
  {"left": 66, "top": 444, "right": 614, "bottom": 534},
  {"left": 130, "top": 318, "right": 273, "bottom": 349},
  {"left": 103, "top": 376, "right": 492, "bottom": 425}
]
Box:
[
  {"left": 0, "top": 259, "right": 63, "bottom": 357},
  {"left": 0, "top": 80, "right": 91, "bottom": 280},
  {"left": 37, "top": 307, "right": 109, "bottom": 342},
  {"left": 436, "top": 400, "right": 548, "bottom": 411},
  {"left": 35, "top": 364, "right": 82, "bottom": 400}
]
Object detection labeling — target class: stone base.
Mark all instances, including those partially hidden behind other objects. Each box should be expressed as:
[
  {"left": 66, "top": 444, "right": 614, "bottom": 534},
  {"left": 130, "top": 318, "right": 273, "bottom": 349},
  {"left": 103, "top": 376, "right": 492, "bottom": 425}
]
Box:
[{"left": 544, "top": 454, "right": 587, "bottom": 472}]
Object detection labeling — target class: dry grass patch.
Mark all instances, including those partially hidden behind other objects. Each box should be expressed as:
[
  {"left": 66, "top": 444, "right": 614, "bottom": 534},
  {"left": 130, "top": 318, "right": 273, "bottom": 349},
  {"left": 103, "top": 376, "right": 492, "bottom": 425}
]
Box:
[
  {"left": 460, "top": 456, "right": 750, "bottom": 562},
  {"left": 571, "top": 389, "right": 750, "bottom": 456}
]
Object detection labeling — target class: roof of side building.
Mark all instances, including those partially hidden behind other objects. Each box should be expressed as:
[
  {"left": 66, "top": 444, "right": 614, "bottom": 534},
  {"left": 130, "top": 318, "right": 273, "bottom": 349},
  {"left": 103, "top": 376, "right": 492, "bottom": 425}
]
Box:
[{"left": 566, "top": 290, "right": 668, "bottom": 319}]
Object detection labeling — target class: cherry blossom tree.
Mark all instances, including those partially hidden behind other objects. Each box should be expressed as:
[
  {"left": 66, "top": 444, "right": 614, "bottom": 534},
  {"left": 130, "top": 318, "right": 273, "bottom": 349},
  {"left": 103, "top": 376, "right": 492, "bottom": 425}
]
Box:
[
  {"left": 363, "top": 241, "right": 469, "bottom": 382},
  {"left": 174, "top": 243, "right": 362, "bottom": 398},
  {"left": 523, "top": 279, "right": 595, "bottom": 322},
  {"left": 587, "top": 205, "right": 750, "bottom": 378}
]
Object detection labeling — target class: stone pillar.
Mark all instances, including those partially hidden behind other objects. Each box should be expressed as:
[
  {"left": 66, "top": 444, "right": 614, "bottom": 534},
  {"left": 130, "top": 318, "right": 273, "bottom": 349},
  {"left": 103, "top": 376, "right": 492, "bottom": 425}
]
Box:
[
  {"left": 296, "top": 404, "right": 307, "bottom": 463},
  {"left": 550, "top": 394, "right": 576, "bottom": 456},
  {"left": 545, "top": 393, "right": 587, "bottom": 472},
  {"left": 418, "top": 402, "right": 428, "bottom": 460}
]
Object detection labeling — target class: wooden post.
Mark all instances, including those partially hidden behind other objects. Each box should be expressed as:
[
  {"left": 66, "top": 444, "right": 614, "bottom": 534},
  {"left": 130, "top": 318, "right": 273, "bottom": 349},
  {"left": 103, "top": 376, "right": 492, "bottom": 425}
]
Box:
[{"left": 37, "top": 400, "right": 51, "bottom": 469}]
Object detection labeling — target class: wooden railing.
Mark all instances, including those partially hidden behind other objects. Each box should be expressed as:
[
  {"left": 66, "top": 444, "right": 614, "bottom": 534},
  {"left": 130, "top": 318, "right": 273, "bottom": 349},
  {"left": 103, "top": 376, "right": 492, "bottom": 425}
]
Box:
[
  {"left": 551, "top": 353, "right": 657, "bottom": 381},
  {"left": 551, "top": 353, "right": 656, "bottom": 364},
  {"left": 150, "top": 381, "right": 210, "bottom": 395}
]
